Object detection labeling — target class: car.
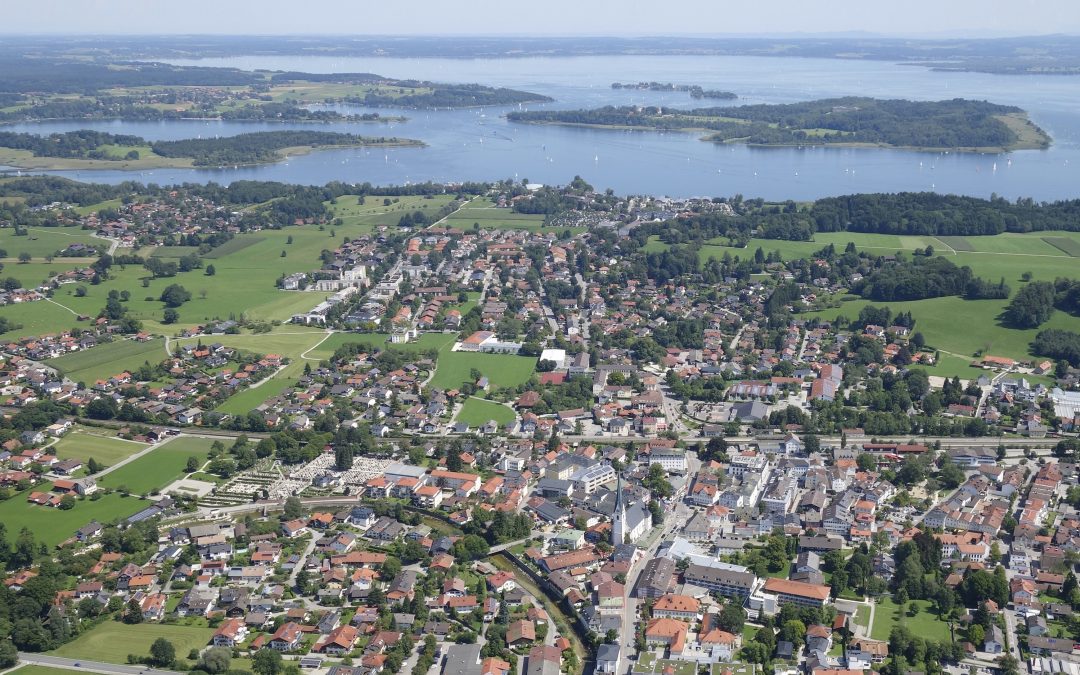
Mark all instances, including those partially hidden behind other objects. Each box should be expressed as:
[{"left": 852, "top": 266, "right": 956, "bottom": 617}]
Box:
[{"left": 73, "top": 663, "right": 80, "bottom": 667}]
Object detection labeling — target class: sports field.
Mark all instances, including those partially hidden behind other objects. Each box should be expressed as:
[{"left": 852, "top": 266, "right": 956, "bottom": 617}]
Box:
[
  {"left": 431, "top": 341, "right": 537, "bottom": 390},
  {"left": 98, "top": 436, "right": 220, "bottom": 494},
  {"left": 50, "top": 429, "right": 148, "bottom": 467},
  {"left": 0, "top": 490, "right": 144, "bottom": 547},
  {"left": 51, "top": 622, "right": 214, "bottom": 664},
  {"left": 456, "top": 397, "right": 516, "bottom": 426},
  {"left": 46, "top": 337, "right": 165, "bottom": 384}
]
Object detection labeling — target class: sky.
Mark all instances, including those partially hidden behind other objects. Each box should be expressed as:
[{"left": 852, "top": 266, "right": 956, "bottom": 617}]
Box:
[{"left": 5, "top": 0, "right": 1080, "bottom": 37}]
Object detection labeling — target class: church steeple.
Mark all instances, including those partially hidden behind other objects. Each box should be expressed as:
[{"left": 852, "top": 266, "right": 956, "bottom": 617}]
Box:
[{"left": 611, "top": 472, "right": 626, "bottom": 545}]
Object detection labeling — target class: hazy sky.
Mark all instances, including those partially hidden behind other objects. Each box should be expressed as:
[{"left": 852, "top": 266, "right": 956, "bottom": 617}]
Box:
[{"left": 5, "top": 0, "right": 1079, "bottom": 36}]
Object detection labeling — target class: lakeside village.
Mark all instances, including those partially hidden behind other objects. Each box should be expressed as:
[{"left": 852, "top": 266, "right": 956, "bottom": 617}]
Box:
[{"left": 1, "top": 180, "right": 1080, "bottom": 675}]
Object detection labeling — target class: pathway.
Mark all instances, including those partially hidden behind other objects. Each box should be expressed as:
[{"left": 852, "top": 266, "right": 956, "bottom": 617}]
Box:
[{"left": 45, "top": 298, "right": 80, "bottom": 316}]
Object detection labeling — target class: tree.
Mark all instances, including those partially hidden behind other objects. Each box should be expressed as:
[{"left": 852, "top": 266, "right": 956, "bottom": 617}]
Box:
[
  {"left": 162, "top": 308, "right": 179, "bottom": 324},
  {"left": 85, "top": 397, "right": 118, "bottom": 420},
  {"left": 159, "top": 283, "right": 192, "bottom": 308},
  {"left": 58, "top": 494, "right": 75, "bottom": 510},
  {"left": 0, "top": 640, "right": 17, "bottom": 668},
  {"left": 123, "top": 598, "right": 144, "bottom": 624},
  {"left": 1004, "top": 280, "right": 1055, "bottom": 328},
  {"left": 717, "top": 603, "right": 746, "bottom": 633},
  {"left": 205, "top": 264, "right": 216, "bottom": 276},
  {"left": 185, "top": 456, "right": 199, "bottom": 472},
  {"left": 150, "top": 638, "right": 176, "bottom": 667},
  {"left": 17, "top": 252, "right": 30, "bottom": 263},
  {"left": 253, "top": 648, "right": 284, "bottom": 675},
  {"left": 283, "top": 495, "right": 303, "bottom": 520},
  {"left": 199, "top": 647, "right": 232, "bottom": 674}
]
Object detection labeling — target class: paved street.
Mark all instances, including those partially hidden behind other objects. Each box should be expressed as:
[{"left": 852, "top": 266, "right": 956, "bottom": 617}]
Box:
[{"left": 17, "top": 653, "right": 179, "bottom": 675}]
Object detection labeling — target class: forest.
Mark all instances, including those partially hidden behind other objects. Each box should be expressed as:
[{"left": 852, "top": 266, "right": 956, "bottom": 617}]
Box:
[
  {"left": 0, "top": 130, "right": 420, "bottom": 167},
  {"left": 268, "top": 72, "right": 551, "bottom": 108},
  {"left": 508, "top": 97, "right": 1048, "bottom": 150},
  {"left": 854, "top": 256, "right": 1009, "bottom": 302}
]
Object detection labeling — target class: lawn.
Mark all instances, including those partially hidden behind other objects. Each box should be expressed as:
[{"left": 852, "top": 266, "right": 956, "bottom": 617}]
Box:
[
  {"left": 13, "top": 666, "right": 86, "bottom": 675},
  {"left": 50, "top": 429, "right": 148, "bottom": 467},
  {"left": 443, "top": 198, "right": 557, "bottom": 232},
  {"left": 456, "top": 397, "right": 516, "bottom": 426},
  {"left": 431, "top": 345, "right": 536, "bottom": 391},
  {"left": 870, "top": 596, "right": 951, "bottom": 643},
  {"left": 0, "top": 489, "right": 145, "bottom": 547},
  {"left": 46, "top": 338, "right": 165, "bottom": 384},
  {"left": 306, "top": 331, "right": 453, "bottom": 362},
  {"left": 51, "top": 621, "right": 214, "bottom": 664},
  {"left": 326, "top": 194, "right": 458, "bottom": 233},
  {"left": 0, "top": 226, "right": 104, "bottom": 259},
  {"left": 98, "top": 435, "right": 221, "bottom": 494},
  {"left": 854, "top": 604, "right": 871, "bottom": 628}
]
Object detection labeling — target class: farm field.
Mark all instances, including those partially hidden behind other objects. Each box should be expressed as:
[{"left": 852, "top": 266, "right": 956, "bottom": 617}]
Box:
[
  {"left": 870, "top": 596, "right": 951, "bottom": 643},
  {"left": 456, "top": 397, "right": 516, "bottom": 426},
  {"left": 325, "top": 194, "right": 458, "bottom": 232},
  {"left": 443, "top": 197, "right": 555, "bottom": 231},
  {"left": 1, "top": 260, "right": 85, "bottom": 288},
  {"left": 50, "top": 429, "right": 148, "bottom": 467},
  {"left": 46, "top": 337, "right": 165, "bottom": 383},
  {"left": 0, "top": 226, "right": 104, "bottom": 259},
  {"left": 805, "top": 293, "right": 1080, "bottom": 365},
  {"left": 51, "top": 622, "right": 215, "bottom": 664},
  {"left": 431, "top": 341, "right": 536, "bottom": 390},
  {"left": 0, "top": 489, "right": 145, "bottom": 547},
  {"left": 98, "top": 435, "right": 220, "bottom": 494}
]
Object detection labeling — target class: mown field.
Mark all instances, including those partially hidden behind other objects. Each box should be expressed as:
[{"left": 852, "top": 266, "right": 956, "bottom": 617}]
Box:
[
  {"left": 98, "top": 435, "right": 219, "bottom": 494},
  {"left": 51, "top": 622, "right": 215, "bottom": 664},
  {"left": 50, "top": 429, "right": 148, "bottom": 467},
  {"left": 0, "top": 226, "right": 103, "bottom": 259},
  {"left": 443, "top": 197, "right": 558, "bottom": 231},
  {"left": 456, "top": 397, "right": 516, "bottom": 426},
  {"left": 46, "top": 337, "right": 165, "bottom": 384},
  {"left": 0, "top": 489, "right": 145, "bottom": 547},
  {"left": 697, "top": 229, "right": 1080, "bottom": 369},
  {"left": 325, "top": 194, "right": 458, "bottom": 232},
  {"left": 432, "top": 342, "right": 537, "bottom": 391},
  {"left": 870, "top": 596, "right": 951, "bottom": 643}
]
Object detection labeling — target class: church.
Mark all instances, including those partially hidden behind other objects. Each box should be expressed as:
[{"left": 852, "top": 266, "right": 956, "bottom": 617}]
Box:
[{"left": 611, "top": 475, "right": 652, "bottom": 545}]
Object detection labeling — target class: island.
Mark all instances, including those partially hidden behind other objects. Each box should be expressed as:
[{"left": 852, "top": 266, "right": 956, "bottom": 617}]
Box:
[
  {"left": 507, "top": 96, "right": 1052, "bottom": 152},
  {"left": 611, "top": 81, "right": 737, "bottom": 99},
  {"left": 0, "top": 57, "right": 553, "bottom": 123},
  {"left": 0, "top": 129, "right": 424, "bottom": 170}
]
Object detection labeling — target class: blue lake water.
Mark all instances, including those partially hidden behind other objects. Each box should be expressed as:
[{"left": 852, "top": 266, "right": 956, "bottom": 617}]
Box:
[{"left": 6, "top": 54, "right": 1080, "bottom": 200}]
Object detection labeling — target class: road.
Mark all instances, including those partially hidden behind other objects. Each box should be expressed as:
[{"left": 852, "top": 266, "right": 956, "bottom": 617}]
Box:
[
  {"left": 288, "top": 533, "right": 319, "bottom": 589},
  {"left": 17, "top": 653, "right": 179, "bottom": 675}
]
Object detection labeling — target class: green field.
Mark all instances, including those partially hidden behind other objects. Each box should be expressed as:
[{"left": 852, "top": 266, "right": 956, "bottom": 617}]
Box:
[
  {"left": 0, "top": 226, "right": 104, "bottom": 259},
  {"left": 431, "top": 341, "right": 536, "bottom": 391},
  {"left": 50, "top": 429, "right": 148, "bottom": 467},
  {"left": 456, "top": 397, "right": 516, "bottom": 426},
  {"left": 0, "top": 490, "right": 145, "bottom": 547},
  {"left": 325, "top": 194, "right": 458, "bottom": 233},
  {"left": 307, "top": 331, "right": 453, "bottom": 361},
  {"left": 870, "top": 596, "right": 951, "bottom": 642},
  {"left": 12, "top": 666, "right": 86, "bottom": 675},
  {"left": 51, "top": 622, "right": 214, "bottom": 664},
  {"left": 46, "top": 338, "right": 165, "bottom": 384},
  {"left": 443, "top": 198, "right": 555, "bottom": 231},
  {"left": 98, "top": 436, "right": 220, "bottom": 494},
  {"left": 805, "top": 293, "right": 1080, "bottom": 366},
  {"left": 1044, "top": 236, "right": 1080, "bottom": 257}
]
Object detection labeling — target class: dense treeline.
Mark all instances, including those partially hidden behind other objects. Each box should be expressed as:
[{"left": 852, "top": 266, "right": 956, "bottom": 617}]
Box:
[
  {"left": 509, "top": 97, "right": 1042, "bottom": 150},
  {"left": 1032, "top": 329, "right": 1080, "bottom": 366},
  {"left": 152, "top": 130, "right": 416, "bottom": 166},
  {"left": 0, "top": 130, "right": 417, "bottom": 166},
  {"left": 0, "top": 130, "right": 144, "bottom": 160},
  {"left": 854, "top": 256, "right": 1008, "bottom": 302},
  {"left": 0, "top": 56, "right": 258, "bottom": 94}
]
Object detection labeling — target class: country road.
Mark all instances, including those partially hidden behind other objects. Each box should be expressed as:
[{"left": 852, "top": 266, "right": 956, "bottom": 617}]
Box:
[{"left": 17, "top": 653, "right": 179, "bottom": 675}]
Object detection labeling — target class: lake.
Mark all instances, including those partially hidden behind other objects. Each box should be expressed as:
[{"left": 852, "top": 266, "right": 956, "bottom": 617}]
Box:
[{"left": 6, "top": 54, "right": 1080, "bottom": 200}]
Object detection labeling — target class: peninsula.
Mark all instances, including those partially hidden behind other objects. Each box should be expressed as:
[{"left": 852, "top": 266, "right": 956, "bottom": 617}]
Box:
[
  {"left": 507, "top": 96, "right": 1052, "bottom": 152},
  {"left": 0, "top": 130, "right": 424, "bottom": 170},
  {"left": 611, "top": 82, "right": 738, "bottom": 99}
]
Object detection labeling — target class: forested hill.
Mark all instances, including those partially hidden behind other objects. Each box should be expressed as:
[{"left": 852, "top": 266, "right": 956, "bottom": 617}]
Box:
[
  {"left": 507, "top": 97, "right": 1050, "bottom": 151},
  {"left": 0, "top": 130, "right": 422, "bottom": 167}
]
